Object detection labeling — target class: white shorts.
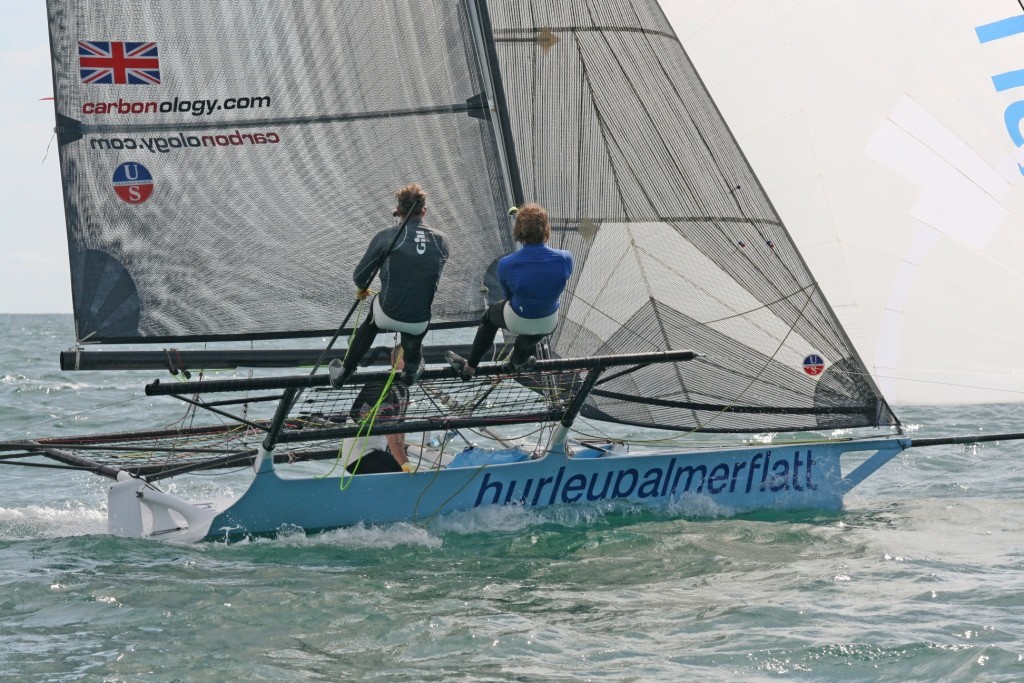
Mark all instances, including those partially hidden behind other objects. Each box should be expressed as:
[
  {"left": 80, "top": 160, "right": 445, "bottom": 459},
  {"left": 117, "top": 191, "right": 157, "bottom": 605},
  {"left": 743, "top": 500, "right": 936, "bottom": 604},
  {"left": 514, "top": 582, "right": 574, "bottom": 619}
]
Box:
[
  {"left": 373, "top": 297, "right": 428, "bottom": 335},
  {"left": 504, "top": 302, "right": 558, "bottom": 336}
]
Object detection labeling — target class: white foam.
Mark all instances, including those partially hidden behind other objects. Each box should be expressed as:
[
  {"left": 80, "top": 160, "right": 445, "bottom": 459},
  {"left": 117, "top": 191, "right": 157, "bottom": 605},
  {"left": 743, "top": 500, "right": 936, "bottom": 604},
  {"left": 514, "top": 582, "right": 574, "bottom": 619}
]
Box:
[
  {"left": 223, "top": 521, "right": 444, "bottom": 550},
  {"left": 0, "top": 503, "right": 106, "bottom": 538}
]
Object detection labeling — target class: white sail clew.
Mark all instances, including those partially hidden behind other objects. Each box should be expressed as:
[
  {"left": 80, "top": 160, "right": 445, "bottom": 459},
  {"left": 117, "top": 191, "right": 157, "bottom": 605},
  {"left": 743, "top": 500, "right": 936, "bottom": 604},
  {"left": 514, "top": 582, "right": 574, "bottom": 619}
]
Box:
[{"left": 665, "top": 1, "right": 1024, "bottom": 404}]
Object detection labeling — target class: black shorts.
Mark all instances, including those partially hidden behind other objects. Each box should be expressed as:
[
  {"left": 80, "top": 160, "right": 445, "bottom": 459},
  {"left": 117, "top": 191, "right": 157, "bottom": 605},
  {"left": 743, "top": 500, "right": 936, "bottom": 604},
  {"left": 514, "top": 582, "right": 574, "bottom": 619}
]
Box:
[{"left": 345, "top": 448, "right": 402, "bottom": 474}]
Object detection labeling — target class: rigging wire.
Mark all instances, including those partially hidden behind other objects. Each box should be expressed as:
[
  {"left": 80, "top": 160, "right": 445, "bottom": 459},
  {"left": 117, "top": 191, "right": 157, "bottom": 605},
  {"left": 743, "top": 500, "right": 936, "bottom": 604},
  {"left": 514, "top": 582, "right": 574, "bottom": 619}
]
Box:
[
  {"left": 0, "top": 395, "right": 144, "bottom": 439},
  {"left": 41, "top": 132, "right": 55, "bottom": 165}
]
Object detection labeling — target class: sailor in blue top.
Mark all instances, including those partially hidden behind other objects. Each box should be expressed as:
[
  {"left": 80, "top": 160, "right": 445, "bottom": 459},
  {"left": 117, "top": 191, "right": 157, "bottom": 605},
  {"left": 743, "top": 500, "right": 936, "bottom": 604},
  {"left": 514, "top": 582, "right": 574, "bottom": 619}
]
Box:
[
  {"left": 331, "top": 183, "right": 450, "bottom": 387},
  {"left": 447, "top": 203, "right": 572, "bottom": 378}
]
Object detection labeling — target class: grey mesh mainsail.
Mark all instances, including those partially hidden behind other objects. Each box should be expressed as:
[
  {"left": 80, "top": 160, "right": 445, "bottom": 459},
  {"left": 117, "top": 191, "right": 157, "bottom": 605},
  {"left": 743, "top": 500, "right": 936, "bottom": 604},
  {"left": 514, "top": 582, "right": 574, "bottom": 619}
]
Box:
[
  {"left": 486, "top": 0, "right": 897, "bottom": 432},
  {"left": 47, "top": 0, "right": 897, "bottom": 433},
  {"left": 48, "top": 1, "right": 513, "bottom": 343}
]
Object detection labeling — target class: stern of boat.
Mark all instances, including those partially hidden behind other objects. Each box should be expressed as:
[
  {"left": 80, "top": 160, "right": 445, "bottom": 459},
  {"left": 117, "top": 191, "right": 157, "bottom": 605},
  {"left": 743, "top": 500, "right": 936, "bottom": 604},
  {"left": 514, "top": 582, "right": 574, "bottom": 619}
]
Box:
[{"left": 107, "top": 471, "right": 222, "bottom": 542}]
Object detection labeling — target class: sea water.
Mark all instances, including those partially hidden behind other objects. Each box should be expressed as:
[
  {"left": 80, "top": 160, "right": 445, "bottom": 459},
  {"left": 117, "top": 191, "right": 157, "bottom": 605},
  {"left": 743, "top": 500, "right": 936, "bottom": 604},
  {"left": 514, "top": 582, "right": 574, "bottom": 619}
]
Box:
[{"left": 1, "top": 314, "right": 1022, "bottom": 682}]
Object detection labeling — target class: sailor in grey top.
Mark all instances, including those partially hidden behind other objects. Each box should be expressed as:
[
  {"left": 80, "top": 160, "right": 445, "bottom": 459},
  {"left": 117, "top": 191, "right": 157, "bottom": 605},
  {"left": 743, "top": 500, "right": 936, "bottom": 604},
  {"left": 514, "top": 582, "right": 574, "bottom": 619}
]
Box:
[
  {"left": 353, "top": 217, "right": 449, "bottom": 326},
  {"left": 331, "top": 183, "right": 450, "bottom": 387}
]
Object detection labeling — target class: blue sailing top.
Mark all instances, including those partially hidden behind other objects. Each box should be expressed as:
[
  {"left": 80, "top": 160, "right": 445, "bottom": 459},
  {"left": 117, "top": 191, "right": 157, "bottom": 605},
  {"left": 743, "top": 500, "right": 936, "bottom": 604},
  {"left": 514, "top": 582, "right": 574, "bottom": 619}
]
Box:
[{"left": 498, "top": 243, "right": 573, "bottom": 318}]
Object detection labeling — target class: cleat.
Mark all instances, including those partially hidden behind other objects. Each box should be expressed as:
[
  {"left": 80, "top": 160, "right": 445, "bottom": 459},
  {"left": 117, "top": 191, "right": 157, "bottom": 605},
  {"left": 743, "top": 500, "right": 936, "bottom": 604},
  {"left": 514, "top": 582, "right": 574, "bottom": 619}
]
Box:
[{"left": 445, "top": 350, "right": 475, "bottom": 382}]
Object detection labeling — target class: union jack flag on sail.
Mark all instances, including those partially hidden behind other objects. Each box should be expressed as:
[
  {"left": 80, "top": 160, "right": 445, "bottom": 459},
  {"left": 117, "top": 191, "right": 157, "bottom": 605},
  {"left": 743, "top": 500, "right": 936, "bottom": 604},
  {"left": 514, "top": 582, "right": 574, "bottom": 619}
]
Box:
[{"left": 78, "top": 41, "right": 160, "bottom": 85}]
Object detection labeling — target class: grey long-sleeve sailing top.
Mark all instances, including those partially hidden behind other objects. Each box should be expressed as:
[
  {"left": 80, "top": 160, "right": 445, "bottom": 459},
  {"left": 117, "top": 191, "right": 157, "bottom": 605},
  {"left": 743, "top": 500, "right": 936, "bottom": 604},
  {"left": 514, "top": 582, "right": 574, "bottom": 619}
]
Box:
[{"left": 352, "top": 218, "right": 450, "bottom": 324}]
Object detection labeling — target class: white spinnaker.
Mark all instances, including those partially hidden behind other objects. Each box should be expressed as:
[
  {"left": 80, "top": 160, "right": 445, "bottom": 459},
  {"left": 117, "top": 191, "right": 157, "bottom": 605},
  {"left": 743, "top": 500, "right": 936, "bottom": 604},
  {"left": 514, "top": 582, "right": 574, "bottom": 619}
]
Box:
[{"left": 664, "top": 1, "right": 1024, "bottom": 405}]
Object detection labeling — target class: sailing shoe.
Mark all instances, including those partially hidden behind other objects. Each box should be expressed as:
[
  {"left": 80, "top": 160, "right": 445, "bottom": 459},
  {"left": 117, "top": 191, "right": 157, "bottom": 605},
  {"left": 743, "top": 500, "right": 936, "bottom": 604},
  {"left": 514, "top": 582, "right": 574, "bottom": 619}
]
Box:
[
  {"left": 400, "top": 361, "right": 422, "bottom": 387},
  {"left": 445, "top": 350, "right": 475, "bottom": 382},
  {"left": 328, "top": 359, "right": 354, "bottom": 388}
]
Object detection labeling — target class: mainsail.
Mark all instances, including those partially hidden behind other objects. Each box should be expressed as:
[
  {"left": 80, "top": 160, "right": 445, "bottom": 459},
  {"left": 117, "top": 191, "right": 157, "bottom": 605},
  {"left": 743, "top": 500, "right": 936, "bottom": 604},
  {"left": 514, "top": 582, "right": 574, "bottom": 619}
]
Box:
[
  {"left": 46, "top": 0, "right": 898, "bottom": 434},
  {"left": 49, "top": 1, "right": 513, "bottom": 342}
]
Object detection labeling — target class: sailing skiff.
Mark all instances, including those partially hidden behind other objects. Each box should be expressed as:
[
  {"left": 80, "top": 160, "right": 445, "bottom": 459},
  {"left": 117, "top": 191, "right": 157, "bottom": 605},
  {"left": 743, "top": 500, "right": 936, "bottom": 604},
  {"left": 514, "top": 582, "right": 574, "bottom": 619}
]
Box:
[{"left": 5, "top": 1, "right": 1022, "bottom": 541}]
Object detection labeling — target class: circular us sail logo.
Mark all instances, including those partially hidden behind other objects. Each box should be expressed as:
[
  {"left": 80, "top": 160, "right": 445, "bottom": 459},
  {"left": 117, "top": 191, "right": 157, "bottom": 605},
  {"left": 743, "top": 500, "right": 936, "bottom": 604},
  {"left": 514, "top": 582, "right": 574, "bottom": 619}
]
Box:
[
  {"left": 802, "top": 354, "right": 826, "bottom": 376},
  {"left": 112, "top": 162, "right": 154, "bottom": 204}
]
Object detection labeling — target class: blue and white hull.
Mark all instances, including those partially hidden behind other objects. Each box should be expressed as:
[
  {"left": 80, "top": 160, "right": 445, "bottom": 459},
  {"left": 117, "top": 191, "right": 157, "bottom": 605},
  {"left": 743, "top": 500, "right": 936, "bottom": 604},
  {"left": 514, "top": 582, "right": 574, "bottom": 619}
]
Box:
[{"left": 108, "top": 438, "right": 908, "bottom": 542}]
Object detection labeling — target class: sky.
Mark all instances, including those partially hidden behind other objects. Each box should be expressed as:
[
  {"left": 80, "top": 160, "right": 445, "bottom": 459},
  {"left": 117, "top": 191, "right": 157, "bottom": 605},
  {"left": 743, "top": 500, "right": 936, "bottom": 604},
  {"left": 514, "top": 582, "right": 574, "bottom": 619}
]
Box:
[{"left": 1, "top": 4, "right": 70, "bottom": 313}]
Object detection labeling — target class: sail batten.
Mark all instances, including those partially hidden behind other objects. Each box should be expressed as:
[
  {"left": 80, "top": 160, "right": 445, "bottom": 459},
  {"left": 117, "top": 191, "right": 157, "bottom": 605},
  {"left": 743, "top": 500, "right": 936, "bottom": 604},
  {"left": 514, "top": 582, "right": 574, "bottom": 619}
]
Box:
[{"left": 65, "top": 96, "right": 493, "bottom": 138}]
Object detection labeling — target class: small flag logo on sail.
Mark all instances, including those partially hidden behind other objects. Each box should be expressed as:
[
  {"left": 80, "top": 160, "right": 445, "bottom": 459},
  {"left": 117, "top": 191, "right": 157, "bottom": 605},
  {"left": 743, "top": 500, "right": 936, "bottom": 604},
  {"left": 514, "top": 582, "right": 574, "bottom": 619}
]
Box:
[
  {"left": 112, "top": 162, "right": 154, "bottom": 204},
  {"left": 802, "top": 354, "right": 826, "bottom": 376},
  {"left": 79, "top": 41, "right": 160, "bottom": 85}
]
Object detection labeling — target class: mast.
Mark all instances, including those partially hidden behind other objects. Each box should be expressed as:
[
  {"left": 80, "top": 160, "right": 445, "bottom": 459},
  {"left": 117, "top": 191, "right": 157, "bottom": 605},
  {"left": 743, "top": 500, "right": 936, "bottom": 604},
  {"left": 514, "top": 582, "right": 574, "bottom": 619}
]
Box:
[{"left": 468, "top": 0, "right": 525, "bottom": 206}]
